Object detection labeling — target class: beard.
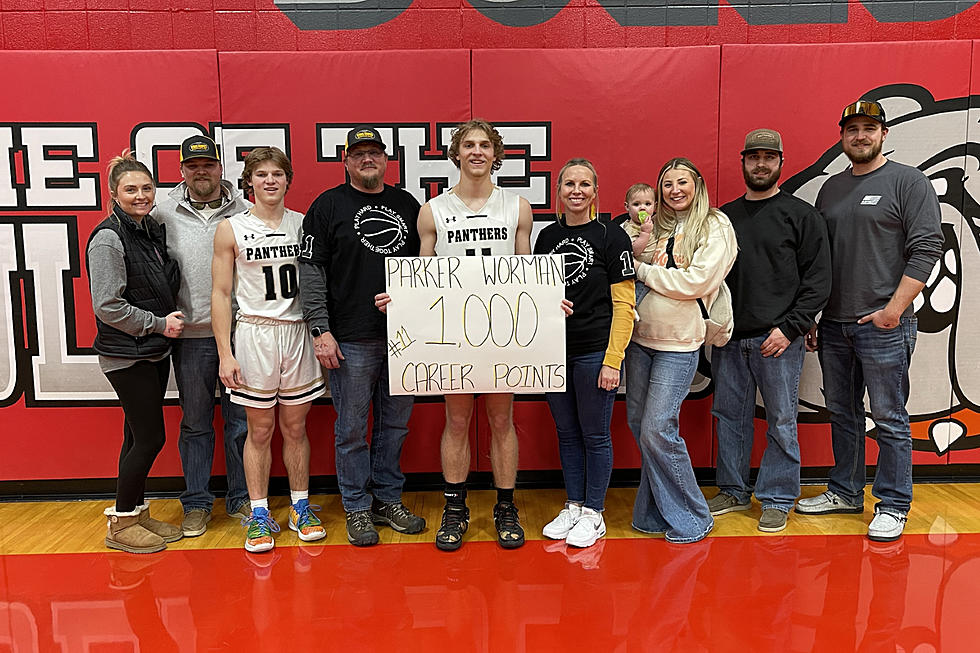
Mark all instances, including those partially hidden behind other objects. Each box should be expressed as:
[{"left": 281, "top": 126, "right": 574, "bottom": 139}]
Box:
[
  {"left": 187, "top": 176, "right": 220, "bottom": 200},
  {"left": 844, "top": 139, "right": 883, "bottom": 165},
  {"left": 743, "top": 165, "right": 781, "bottom": 192},
  {"left": 348, "top": 164, "right": 384, "bottom": 190},
  {"left": 355, "top": 171, "right": 382, "bottom": 190}
]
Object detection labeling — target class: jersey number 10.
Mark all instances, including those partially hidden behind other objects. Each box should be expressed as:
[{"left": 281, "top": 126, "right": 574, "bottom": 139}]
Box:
[{"left": 261, "top": 263, "right": 298, "bottom": 301}]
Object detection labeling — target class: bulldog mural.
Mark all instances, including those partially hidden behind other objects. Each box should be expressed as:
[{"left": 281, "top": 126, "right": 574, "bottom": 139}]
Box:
[{"left": 780, "top": 84, "right": 980, "bottom": 456}]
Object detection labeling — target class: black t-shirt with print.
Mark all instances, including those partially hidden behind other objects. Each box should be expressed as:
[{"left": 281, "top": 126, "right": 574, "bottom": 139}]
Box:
[
  {"left": 300, "top": 183, "right": 421, "bottom": 341},
  {"left": 534, "top": 218, "right": 634, "bottom": 356}
]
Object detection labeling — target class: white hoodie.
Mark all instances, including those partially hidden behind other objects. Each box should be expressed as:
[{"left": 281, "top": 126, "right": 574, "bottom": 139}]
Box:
[{"left": 631, "top": 210, "right": 737, "bottom": 352}]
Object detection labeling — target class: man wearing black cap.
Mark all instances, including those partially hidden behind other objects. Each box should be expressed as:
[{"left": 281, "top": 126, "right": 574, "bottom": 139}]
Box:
[
  {"left": 710, "top": 128, "right": 831, "bottom": 533},
  {"left": 155, "top": 134, "right": 252, "bottom": 537},
  {"left": 796, "top": 100, "right": 942, "bottom": 542},
  {"left": 298, "top": 125, "right": 424, "bottom": 546}
]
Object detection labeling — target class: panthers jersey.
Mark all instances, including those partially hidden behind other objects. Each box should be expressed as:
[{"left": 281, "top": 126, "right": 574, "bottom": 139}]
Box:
[
  {"left": 431, "top": 186, "right": 520, "bottom": 256},
  {"left": 229, "top": 208, "right": 304, "bottom": 321}
]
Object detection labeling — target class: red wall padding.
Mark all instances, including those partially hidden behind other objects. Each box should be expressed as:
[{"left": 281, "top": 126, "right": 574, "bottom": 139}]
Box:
[{"left": 2, "top": 41, "right": 978, "bottom": 483}]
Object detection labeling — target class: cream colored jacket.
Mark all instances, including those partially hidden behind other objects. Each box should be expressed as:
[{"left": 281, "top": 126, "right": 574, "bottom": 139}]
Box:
[{"left": 631, "top": 211, "right": 738, "bottom": 352}]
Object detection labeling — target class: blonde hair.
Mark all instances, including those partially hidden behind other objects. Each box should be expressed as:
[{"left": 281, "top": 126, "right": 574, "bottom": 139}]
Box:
[
  {"left": 653, "top": 157, "right": 721, "bottom": 268},
  {"left": 106, "top": 149, "right": 153, "bottom": 218},
  {"left": 624, "top": 182, "right": 654, "bottom": 204},
  {"left": 448, "top": 119, "right": 505, "bottom": 172},
  {"left": 555, "top": 158, "right": 599, "bottom": 220}
]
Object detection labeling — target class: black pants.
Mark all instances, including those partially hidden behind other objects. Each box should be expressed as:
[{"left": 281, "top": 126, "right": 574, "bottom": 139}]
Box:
[{"left": 105, "top": 358, "right": 171, "bottom": 512}]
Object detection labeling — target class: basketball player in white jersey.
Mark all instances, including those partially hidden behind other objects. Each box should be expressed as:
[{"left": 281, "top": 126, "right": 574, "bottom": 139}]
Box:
[
  {"left": 212, "top": 147, "right": 326, "bottom": 553},
  {"left": 380, "top": 119, "right": 533, "bottom": 550}
]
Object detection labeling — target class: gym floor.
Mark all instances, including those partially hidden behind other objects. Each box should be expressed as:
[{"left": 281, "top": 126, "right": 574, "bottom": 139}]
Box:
[{"left": 1, "top": 484, "right": 976, "bottom": 651}]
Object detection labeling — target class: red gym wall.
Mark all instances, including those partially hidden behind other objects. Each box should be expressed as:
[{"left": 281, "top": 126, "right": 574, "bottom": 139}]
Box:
[{"left": 2, "top": 2, "right": 980, "bottom": 488}]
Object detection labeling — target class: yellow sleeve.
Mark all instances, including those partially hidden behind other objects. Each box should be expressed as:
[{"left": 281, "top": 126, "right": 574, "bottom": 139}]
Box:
[{"left": 603, "top": 279, "right": 636, "bottom": 369}]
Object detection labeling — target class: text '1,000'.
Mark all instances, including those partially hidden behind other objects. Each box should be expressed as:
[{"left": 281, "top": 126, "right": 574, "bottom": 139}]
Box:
[{"left": 385, "top": 255, "right": 567, "bottom": 395}]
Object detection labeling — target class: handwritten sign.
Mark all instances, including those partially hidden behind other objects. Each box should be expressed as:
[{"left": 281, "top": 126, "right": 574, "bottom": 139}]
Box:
[{"left": 385, "top": 255, "right": 567, "bottom": 395}]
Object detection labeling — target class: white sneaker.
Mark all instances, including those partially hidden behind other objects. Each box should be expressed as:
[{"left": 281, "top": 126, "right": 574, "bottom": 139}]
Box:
[
  {"left": 542, "top": 502, "right": 582, "bottom": 540},
  {"left": 565, "top": 507, "right": 606, "bottom": 548},
  {"left": 867, "top": 509, "right": 907, "bottom": 542}
]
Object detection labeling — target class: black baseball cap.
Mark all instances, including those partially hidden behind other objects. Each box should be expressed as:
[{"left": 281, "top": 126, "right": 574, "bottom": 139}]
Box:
[
  {"left": 180, "top": 135, "right": 220, "bottom": 162},
  {"left": 839, "top": 99, "right": 887, "bottom": 127},
  {"left": 345, "top": 126, "right": 386, "bottom": 152}
]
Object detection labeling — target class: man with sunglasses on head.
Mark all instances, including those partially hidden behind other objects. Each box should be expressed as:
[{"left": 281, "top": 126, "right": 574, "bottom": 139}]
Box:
[
  {"left": 298, "top": 126, "right": 424, "bottom": 547},
  {"left": 796, "top": 100, "right": 942, "bottom": 542},
  {"left": 156, "top": 134, "right": 252, "bottom": 537}
]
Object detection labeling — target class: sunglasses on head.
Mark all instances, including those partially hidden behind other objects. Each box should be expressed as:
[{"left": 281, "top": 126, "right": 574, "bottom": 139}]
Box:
[{"left": 840, "top": 100, "right": 886, "bottom": 125}]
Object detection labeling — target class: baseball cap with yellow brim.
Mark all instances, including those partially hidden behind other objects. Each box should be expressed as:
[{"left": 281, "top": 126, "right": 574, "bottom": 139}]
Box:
[
  {"left": 345, "top": 126, "right": 386, "bottom": 152},
  {"left": 180, "top": 135, "right": 220, "bottom": 162}
]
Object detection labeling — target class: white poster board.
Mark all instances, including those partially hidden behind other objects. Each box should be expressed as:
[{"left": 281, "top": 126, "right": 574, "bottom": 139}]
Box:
[{"left": 386, "top": 255, "right": 567, "bottom": 395}]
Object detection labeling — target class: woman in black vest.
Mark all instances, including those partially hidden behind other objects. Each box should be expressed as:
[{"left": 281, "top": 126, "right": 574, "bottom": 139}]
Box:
[{"left": 86, "top": 151, "right": 184, "bottom": 553}]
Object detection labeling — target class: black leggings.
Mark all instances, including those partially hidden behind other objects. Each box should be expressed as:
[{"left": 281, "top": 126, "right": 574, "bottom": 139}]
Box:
[{"left": 104, "top": 358, "right": 171, "bottom": 512}]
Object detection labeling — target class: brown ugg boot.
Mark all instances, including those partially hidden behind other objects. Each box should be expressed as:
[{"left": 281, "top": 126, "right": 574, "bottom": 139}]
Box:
[
  {"left": 104, "top": 507, "right": 166, "bottom": 554},
  {"left": 137, "top": 503, "right": 182, "bottom": 543}
]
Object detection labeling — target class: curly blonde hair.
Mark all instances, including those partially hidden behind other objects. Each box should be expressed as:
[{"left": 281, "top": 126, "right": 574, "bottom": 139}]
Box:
[{"left": 448, "top": 119, "right": 505, "bottom": 173}]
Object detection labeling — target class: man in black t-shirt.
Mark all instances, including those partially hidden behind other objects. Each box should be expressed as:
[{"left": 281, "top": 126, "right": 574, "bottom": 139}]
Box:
[
  {"left": 298, "top": 125, "right": 424, "bottom": 547},
  {"left": 710, "top": 128, "right": 831, "bottom": 533}
]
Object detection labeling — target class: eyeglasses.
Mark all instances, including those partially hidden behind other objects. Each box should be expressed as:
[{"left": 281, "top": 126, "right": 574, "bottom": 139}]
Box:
[
  {"left": 346, "top": 148, "right": 386, "bottom": 161},
  {"left": 840, "top": 100, "right": 886, "bottom": 125}
]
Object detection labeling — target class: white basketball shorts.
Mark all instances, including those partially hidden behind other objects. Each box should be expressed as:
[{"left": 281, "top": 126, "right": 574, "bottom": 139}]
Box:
[{"left": 228, "top": 316, "right": 325, "bottom": 408}]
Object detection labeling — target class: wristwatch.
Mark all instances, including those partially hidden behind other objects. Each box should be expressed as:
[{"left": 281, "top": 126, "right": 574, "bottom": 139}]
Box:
[{"left": 311, "top": 326, "right": 326, "bottom": 338}]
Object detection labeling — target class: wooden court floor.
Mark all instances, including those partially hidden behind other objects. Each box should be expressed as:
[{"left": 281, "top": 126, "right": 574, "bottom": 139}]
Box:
[{"left": 2, "top": 483, "right": 978, "bottom": 554}]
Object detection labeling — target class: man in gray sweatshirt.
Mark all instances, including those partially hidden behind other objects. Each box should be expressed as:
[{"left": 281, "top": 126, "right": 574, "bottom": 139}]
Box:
[
  {"left": 796, "top": 100, "right": 943, "bottom": 542},
  {"left": 155, "top": 135, "right": 251, "bottom": 536}
]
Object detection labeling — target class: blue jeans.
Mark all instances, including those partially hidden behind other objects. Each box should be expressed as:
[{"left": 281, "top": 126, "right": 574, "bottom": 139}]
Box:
[
  {"left": 819, "top": 317, "right": 917, "bottom": 513},
  {"left": 711, "top": 334, "right": 804, "bottom": 512},
  {"left": 625, "top": 343, "right": 713, "bottom": 543},
  {"left": 173, "top": 337, "right": 248, "bottom": 513},
  {"left": 544, "top": 350, "right": 616, "bottom": 512},
  {"left": 328, "top": 339, "right": 415, "bottom": 512}
]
